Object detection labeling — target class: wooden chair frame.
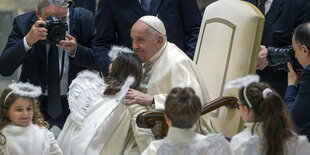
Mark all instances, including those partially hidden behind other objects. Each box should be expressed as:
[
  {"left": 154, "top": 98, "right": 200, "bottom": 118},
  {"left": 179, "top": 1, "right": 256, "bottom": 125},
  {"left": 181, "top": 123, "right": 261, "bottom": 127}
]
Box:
[{"left": 136, "top": 96, "right": 238, "bottom": 138}]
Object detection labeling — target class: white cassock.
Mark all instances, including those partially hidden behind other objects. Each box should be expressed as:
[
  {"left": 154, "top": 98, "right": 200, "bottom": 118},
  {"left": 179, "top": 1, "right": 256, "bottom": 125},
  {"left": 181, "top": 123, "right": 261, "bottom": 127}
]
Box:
[
  {"left": 141, "top": 126, "right": 232, "bottom": 155},
  {"left": 57, "top": 71, "right": 152, "bottom": 155},
  {"left": 145, "top": 41, "right": 210, "bottom": 110},
  {"left": 230, "top": 122, "right": 310, "bottom": 155},
  {"left": 132, "top": 41, "right": 215, "bottom": 153},
  {"left": 102, "top": 41, "right": 216, "bottom": 153},
  {"left": 0, "top": 123, "right": 62, "bottom": 155},
  {"left": 76, "top": 41, "right": 216, "bottom": 154},
  {"left": 140, "top": 41, "right": 215, "bottom": 136}
]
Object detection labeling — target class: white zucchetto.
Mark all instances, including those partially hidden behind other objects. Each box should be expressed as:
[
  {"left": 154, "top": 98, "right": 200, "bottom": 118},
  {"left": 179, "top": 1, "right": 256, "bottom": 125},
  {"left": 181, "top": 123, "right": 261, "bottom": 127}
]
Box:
[{"left": 138, "top": 15, "right": 166, "bottom": 36}]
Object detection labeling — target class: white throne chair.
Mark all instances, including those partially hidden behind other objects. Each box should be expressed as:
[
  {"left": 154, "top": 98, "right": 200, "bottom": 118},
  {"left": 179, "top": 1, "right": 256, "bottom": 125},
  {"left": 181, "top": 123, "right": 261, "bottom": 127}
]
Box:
[{"left": 194, "top": 0, "right": 265, "bottom": 138}]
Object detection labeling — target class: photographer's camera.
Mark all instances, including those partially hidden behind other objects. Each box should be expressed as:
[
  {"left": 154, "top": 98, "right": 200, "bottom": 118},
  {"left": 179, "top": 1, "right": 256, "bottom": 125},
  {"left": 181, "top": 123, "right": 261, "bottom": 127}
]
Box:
[
  {"left": 267, "top": 46, "right": 303, "bottom": 72},
  {"left": 39, "top": 15, "right": 68, "bottom": 44}
]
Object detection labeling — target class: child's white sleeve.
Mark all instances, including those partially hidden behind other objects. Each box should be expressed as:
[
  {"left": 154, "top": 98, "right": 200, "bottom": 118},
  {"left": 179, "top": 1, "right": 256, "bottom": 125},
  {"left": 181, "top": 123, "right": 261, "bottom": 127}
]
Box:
[{"left": 47, "top": 130, "right": 63, "bottom": 155}]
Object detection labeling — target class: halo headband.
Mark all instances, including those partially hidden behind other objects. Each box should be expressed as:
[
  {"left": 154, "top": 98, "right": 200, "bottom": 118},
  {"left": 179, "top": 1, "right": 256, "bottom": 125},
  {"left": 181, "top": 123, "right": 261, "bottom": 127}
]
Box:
[
  {"left": 3, "top": 82, "right": 42, "bottom": 107},
  {"left": 3, "top": 91, "right": 14, "bottom": 107},
  {"left": 224, "top": 75, "right": 260, "bottom": 90},
  {"left": 243, "top": 85, "right": 252, "bottom": 108},
  {"left": 108, "top": 45, "right": 134, "bottom": 62},
  {"left": 225, "top": 75, "right": 260, "bottom": 108}
]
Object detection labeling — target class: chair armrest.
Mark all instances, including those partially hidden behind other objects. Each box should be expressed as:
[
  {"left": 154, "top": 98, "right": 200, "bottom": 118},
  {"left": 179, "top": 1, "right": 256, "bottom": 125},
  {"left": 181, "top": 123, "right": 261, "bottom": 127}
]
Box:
[
  {"left": 136, "top": 96, "right": 238, "bottom": 138},
  {"left": 136, "top": 111, "right": 165, "bottom": 128},
  {"left": 136, "top": 111, "right": 168, "bottom": 138},
  {"left": 201, "top": 96, "right": 238, "bottom": 115}
]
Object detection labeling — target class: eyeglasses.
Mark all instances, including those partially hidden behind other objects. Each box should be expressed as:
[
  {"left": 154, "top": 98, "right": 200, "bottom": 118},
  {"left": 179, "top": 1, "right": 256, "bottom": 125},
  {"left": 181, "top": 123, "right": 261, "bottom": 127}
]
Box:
[{"left": 234, "top": 103, "right": 244, "bottom": 110}]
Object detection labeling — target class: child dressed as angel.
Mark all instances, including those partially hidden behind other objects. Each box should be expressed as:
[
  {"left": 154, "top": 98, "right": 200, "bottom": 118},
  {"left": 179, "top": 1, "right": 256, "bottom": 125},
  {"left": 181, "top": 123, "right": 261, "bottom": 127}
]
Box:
[{"left": 57, "top": 46, "right": 146, "bottom": 155}]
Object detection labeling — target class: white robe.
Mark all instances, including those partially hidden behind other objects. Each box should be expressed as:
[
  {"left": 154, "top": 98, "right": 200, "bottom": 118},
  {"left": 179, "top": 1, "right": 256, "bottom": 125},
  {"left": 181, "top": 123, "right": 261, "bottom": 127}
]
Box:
[
  {"left": 230, "top": 122, "right": 310, "bottom": 155},
  {"left": 143, "top": 41, "right": 214, "bottom": 135},
  {"left": 57, "top": 70, "right": 153, "bottom": 155},
  {"left": 58, "top": 99, "right": 150, "bottom": 155},
  {"left": 0, "top": 123, "right": 62, "bottom": 155},
  {"left": 146, "top": 41, "right": 210, "bottom": 110},
  {"left": 142, "top": 126, "right": 232, "bottom": 155},
  {"left": 124, "top": 41, "right": 215, "bottom": 153}
]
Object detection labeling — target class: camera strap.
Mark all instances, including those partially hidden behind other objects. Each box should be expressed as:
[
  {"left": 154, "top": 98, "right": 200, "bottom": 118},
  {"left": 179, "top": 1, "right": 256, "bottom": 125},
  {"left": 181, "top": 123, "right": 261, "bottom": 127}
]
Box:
[{"left": 73, "top": 7, "right": 81, "bottom": 42}]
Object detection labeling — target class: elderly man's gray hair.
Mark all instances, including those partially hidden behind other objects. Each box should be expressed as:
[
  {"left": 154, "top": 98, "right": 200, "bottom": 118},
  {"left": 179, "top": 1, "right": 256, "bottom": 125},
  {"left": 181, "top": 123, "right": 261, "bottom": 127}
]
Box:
[{"left": 37, "top": 0, "right": 69, "bottom": 13}]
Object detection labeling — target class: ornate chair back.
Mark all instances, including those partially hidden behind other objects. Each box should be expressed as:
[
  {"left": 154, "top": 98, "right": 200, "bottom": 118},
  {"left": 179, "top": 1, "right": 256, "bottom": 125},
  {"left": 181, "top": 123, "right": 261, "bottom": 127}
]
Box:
[{"left": 193, "top": 0, "right": 264, "bottom": 138}]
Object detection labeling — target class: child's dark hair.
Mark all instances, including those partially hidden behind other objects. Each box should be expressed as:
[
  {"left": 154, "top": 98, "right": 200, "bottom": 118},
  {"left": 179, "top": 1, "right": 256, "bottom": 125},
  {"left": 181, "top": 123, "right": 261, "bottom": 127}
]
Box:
[
  {"left": 239, "top": 82, "right": 296, "bottom": 155},
  {"left": 104, "top": 53, "right": 142, "bottom": 95},
  {"left": 165, "top": 87, "right": 202, "bottom": 129},
  {"left": 0, "top": 88, "right": 49, "bottom": 145}
]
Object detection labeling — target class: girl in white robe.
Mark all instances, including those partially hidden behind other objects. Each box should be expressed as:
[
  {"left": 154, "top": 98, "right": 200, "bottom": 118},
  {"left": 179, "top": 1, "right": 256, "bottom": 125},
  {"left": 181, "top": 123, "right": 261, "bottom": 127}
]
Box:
[
  {"left": 225, "top": 75, "right": 310, "bottom": 155},
  {"left": 0, "top": 82, "right": 63, "bottom": 155},
  {"left": 57, "top": 47, "right": 150, "bottom": 155}
]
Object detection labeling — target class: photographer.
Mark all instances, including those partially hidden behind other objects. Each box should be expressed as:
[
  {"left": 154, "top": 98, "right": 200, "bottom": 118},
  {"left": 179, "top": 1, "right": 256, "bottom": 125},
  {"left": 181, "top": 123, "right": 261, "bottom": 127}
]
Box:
[
  {"left": 0, "top": 0, "right": 109, "bottom": 130},
  {"left": 284, "top": 22, "right": 310, "bottom": 140},
  {"left": 71, "top": 0, "right": 96, "bottom": 14},
  {"left": 244, "top": 0, "right": 308, "bottom": 97}
]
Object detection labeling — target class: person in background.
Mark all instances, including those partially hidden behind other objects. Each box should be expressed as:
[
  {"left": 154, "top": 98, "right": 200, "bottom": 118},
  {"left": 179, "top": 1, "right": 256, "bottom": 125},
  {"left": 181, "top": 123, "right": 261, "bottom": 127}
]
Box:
[
  {"left": 70, "top": 0, "right": 96, "bottom": 13},
  {"left": 285, "top": 22, "right": 310, "bottom": 140},
  {"left": 245, "top": 0, "right": 308, "bottom": 97},
  {"left": 94, "top": 0, "right": 202, "bottom": 60},
  {"left": 196, "top": 0, "right": 217, "bottom": 15},
  {"left": 0, "top": 0, "right": 108, "bottom": 129}
]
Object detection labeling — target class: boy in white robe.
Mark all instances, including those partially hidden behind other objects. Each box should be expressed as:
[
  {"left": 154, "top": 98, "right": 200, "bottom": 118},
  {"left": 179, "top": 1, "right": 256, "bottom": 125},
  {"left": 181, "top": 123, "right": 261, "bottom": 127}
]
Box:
[{"left": 142, "top": 87, "right": 232, "bottom": 155}]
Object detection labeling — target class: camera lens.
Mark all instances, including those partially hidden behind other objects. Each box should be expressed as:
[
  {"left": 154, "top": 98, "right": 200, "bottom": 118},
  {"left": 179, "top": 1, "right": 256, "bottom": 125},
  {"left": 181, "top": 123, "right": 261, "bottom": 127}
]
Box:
[{"left": 42, "top": 15, "right": 67, "bottom": 44}]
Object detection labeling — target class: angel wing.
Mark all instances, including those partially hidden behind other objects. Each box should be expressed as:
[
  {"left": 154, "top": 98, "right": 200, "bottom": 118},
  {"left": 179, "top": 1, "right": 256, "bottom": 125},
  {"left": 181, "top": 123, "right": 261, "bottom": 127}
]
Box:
[{"left": 67, "top": 70, "right": 107, "bottom": 125}]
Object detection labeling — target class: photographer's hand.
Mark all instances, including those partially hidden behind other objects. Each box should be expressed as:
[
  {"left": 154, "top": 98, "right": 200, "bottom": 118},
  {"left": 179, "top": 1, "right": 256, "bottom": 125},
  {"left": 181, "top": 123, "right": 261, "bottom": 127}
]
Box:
[
  {"left": 25, "top": 18, "right": 47, "bottom": 47},
  {"left": 57, "top": 34, "right": 77, "bottom": 56},
  {"left": 287, "top": 62, "right": 298, "bottom": 87},
  {"left": 257, "top": 45, "right": 269, "bottom": 70}
]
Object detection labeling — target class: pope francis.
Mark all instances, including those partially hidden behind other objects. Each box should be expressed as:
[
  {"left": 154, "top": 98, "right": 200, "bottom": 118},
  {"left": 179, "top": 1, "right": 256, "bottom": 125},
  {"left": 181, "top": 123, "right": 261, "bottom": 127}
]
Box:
[{"left": 125, "top": 15, "right": 215, "bottom": 152}]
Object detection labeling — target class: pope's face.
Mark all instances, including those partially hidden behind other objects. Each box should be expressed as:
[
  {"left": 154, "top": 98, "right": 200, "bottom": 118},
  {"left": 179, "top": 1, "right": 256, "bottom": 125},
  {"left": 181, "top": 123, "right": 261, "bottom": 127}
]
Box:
[{"left": 131, "top": 21, "right": 159, "bottom": 63}]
